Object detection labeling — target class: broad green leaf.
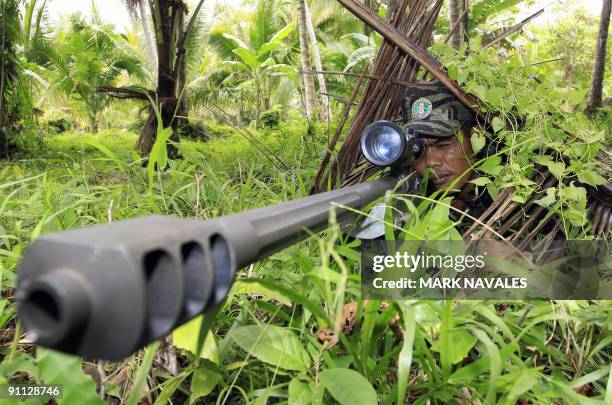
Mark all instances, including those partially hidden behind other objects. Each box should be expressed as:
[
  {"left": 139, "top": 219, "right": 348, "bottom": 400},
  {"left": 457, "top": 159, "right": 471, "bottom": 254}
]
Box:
[
  {"left": 233, "top": 48, "right": 258, "bottom": 69},
  {"left": 319, "top": 368, "right": 377, "bottom": 405},
  {"left": 470, "top": 177, "right": 491, "bottom": 187},
  {"left": 491, "top": 117, "right": 505, "bottom": 133},
  {"left": 172, "top": 316, "right": 219, "bottom": 364},
  {"left": 37, "top": 348, "right": 103, "bottom": 405},
  {"left": 268, "top": 64, "right": 297, "bottom": 75},
  {"left": 435, "top": 328, "right": 477, "bottom": 364},
  {"left": 239, "top": 278, "right": 331, "bottom": 326},
  {"left": 231, "top": 280, "right": 292, "bottom": 306},
  {"left": 258, "top": 42, "right": 282, "bottom": 58},
  {"left": 189, "top": 367, "right": 222, "bottom": 403},
  {"left": 449, "top": 344, "right": 517, "bottom": 383},
  {"left": 221, "top": 60, "right": 248, "bottom": 71},
  {"left": 288, "top": 378, "right": 314, "bottom": 405},
  {"left": 506, "top": 369, "right": 539, "bottom": 401},
  {"left": 153, "top": 373, "right": 189, "bottom": 405},
  {"left": 0, "top": 351, "right": 38, "bottom": 379},
  {"left": 269, "top": 23, "right": 295, "bottom": 44},
  {"left": 259, "top": 57, "right": 275, "bottom": 68},
  {"left": 230, "top": 324, "right": 310, "bottom": 371},
  {"left": 470, "top": 131, "right": 486, "bottom": 153},
  {"left": 448, "top": 65, "right": 458, "bottom": 81},
  {"left": 485, "top": 87, "right": 505, "bottom": 107},
  {"left": 469, "top": 36, "right": 482, "bottom": 52},
  {"left": 221, "top": 33, "right": 248, "bottom": 49},
  {"left": 478, "top": 156, "right": 502, "bottom": 175},
  {"left": 577, "top": 170, "right": 607, "bottom": 187},
  {"left": 545, "top": 161, "right": 565, "bottom": 180},
  {"left": 534, "top": 188, "right": 556, "bottom": 208},
  {"left": 564, "top": 88, "right": 588, "bottom": 106}
]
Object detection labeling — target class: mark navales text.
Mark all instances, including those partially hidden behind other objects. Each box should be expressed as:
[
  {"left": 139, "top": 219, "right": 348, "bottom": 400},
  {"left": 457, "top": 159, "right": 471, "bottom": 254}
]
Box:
[{"left": 372, "top": 277, "right": 528, "bottom": 289}]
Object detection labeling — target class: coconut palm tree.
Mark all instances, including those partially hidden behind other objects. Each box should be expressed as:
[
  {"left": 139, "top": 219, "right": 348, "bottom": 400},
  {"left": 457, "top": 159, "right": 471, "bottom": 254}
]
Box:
[
  {"left": 48, "top": 14, "right": 145, "bottom": 132},
  {"left": 1, "top": 0, "right": 31, "bottom": 158},
  {"left": 207, "top": 0, "right": 297, "bottom": 127},
  {"left": 587, "top": 0, "right": 611, "bottom": 115},
  {"left": 117, "top": 0, "right": 206, "bottom": 155},
  {"left": 296, "top": 0, "right": 318, "bottom": 121},
  {"left": 124, "top": 0, "right": 157, "bottom": 72},
  {"left": 304, "top": 0, "right": 330, "bottom": 120},
  {"left": 448, "top": 0, "right": 466, "bottom": 50}
]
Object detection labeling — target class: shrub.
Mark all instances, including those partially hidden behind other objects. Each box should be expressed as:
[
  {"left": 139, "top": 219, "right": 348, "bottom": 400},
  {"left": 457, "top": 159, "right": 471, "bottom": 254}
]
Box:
[
  {"left": 204, "top": 122, "right": 236, "bottom": 138},
  {"left": 260, "top": 108, "right": 281, "bottom": 128},
  {"left": 179, "top": 121, "right": 211, "bottom": 141},
  {"left": 46, "top": 117, "right": 72, "bottom": 134}
]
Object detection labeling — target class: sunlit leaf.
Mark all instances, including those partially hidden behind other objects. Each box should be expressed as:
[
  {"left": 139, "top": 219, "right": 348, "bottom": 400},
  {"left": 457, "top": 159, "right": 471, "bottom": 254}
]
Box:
[
  {"left": 230, "top": 324, "right": 311, "bottom": 371},
  {"left": 319, "top": 368, "right": 377, "bottom": 405}
]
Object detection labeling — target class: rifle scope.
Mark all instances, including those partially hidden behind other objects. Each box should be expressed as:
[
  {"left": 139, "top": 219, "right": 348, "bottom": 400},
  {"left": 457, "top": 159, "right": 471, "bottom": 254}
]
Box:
[{"left": 360, "top": 120, "right": 425, "bottom": 167}]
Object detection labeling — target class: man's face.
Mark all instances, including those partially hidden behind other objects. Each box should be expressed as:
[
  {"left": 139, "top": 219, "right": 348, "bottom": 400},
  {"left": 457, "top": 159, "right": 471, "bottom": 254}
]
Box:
[{"left": 414, "top": 129, "right": 474, "bottom": 190}]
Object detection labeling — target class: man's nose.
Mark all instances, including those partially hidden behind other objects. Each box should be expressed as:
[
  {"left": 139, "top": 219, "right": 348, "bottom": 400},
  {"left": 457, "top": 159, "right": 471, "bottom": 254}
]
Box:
[{"left": 424, "top": 146, "right": 443, "bottom": 168}]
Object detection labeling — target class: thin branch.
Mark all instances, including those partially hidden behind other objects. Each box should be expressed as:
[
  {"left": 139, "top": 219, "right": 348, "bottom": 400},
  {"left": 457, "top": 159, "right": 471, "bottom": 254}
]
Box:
[
  {"left": 97, "top": 86, "right": 151, "bottom": 100},
  {"left": 519, "top": 57, "right": 565, "bottom": 69},
  {"left": 301, "top": 69, "right": 414, "bottom": 88},
  {"left": 320, "top": 92, "right": 359, "bottom": 106},
  {"left": 483, "top": 8, "right": 545, "bottom": 49}
]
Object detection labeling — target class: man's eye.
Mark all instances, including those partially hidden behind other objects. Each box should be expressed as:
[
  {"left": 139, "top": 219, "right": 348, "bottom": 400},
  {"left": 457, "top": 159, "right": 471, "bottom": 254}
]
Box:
[{"left": 438, "top": 142, "right": 453, "bottom": 148}]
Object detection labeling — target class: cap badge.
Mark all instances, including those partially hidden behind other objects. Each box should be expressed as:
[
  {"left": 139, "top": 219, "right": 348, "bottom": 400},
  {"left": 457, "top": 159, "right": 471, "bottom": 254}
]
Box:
[{"left": 412, "top": 97, "right": 433, "bottom": 119}]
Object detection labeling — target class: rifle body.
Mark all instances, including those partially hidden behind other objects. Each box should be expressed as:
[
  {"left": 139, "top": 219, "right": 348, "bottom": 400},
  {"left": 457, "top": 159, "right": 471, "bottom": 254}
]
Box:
[{"left": 16, "top": 176, "right": 398, "bottom": 360}]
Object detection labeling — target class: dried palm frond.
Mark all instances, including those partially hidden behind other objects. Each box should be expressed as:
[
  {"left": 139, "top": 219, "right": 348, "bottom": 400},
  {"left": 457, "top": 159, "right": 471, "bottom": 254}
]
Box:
[
  {"left": 312, "top": 0, "right": 444, "bottom": 193},
  {"left": 315, "top": 0, "right": 611, "bottom": 242}
]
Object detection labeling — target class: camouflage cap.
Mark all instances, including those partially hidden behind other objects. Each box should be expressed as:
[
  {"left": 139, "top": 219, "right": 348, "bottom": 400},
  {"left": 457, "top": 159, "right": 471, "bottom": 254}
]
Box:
[{"left": 400, "top": 80, "right": 475, "bottom": 138}]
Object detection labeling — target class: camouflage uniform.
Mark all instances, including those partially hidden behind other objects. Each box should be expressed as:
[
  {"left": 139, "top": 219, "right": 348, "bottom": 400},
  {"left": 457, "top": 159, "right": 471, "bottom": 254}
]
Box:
[
  {"left": 355, "top": 80, "right": 484, "bottom": 239},
  {"left": 401, "top": 80, "right": 490, "bottom": 226}
]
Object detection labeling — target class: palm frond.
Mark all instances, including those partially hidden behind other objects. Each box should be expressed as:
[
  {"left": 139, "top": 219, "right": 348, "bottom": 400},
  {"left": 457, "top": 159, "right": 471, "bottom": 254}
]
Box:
[
  {"left": 249, "top": 0, "right": 280, "bottom": 50},
  {"left": 209, "top": 29, "right": 242, "bottom": 60},
  {"left": 470, "top": 0, "right": 527, "bottom": 28}
]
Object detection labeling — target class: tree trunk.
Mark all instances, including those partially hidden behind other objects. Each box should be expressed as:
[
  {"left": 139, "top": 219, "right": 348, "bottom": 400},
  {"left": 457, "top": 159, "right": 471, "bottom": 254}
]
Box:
[
  {"left": 460, "top": 0, "right": 468, "bottom": 42},
  {"left": 586, "top": 0, "right": 611, "bottom": 115},
  {"left": 255, "top": 72, "right": 262, "bottom": 128},
  {"left": 136, "top": 0, "right": 180, "bottom": 156},
  {"left": 296, "top": 0, "right": 318, "bottom": 121},
  {"left": 304, "top": 0, "right": 330, "bottom": 121},
  {"left": 138, "top": 0, "right": 158, "bottom": 73},
  {"left": 0, "top": 1, "right": 7, "bottom": 159},
  {"left": 448, "top": 0, "right": 464, "bottom": 50},
  {"left": 90, "top": 113, "right": 99, "bottom": 133},
  {"left": 176, "top": 4, "right": 188, "bottom": 130}
]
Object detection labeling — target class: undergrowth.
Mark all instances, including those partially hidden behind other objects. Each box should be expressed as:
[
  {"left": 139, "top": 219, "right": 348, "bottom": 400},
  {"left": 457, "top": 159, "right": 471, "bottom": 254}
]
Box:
[{"left": 0, "top": 118, "right": 610, "bottom": 404}]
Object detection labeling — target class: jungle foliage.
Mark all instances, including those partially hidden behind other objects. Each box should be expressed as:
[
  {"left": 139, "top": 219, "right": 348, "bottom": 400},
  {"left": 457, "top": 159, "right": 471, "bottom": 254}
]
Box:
[{"left": 0, "top": 0, "right": 610, "bottom": 404}]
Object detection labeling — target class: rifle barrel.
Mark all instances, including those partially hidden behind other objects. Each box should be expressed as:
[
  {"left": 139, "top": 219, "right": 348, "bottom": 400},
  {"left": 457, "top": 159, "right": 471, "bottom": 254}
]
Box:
[{"left": 15, "top": 176, "right": 398, "bottom": 360}]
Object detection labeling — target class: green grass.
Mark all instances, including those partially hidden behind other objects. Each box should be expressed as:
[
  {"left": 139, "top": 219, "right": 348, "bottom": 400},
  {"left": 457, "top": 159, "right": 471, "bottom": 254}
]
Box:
[{"left": 0, "top": 125, "right": 610, "bottom": 404}]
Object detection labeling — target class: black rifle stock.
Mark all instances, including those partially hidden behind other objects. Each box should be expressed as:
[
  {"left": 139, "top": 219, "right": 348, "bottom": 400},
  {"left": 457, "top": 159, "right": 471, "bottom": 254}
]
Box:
[{"left": 15, "top": 176, "right": 399, "bottom": 360}]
